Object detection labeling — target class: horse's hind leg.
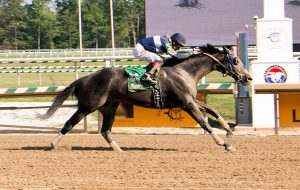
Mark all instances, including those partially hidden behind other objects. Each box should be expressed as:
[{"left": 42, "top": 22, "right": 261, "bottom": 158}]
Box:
[
  {"left": 50, "top": 109, "right": 87, "bottom": 149},
  {"left": 184, "top": 99, "right": 236, "bottom": 152},
  {"left": 195, "top": 100, "right": 234, "bottom": 139},
  {"left": 99, "top": 102, "right": 123, "bottom": 152}
]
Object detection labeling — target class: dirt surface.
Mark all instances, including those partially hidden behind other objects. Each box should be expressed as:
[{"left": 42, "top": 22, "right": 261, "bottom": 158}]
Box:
[{"left": 0, "top": 134, "right": 299, "bottom": 190}]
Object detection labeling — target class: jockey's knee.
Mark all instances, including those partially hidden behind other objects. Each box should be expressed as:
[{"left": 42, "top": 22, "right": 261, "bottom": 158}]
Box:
[{"left": 152, "top": 61, "right": 161, "bottom": 68}]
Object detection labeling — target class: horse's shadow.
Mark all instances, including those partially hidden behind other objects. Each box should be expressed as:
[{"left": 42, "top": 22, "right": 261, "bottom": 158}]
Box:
[
  {"left": 72, "top": 146, "right": 177, "bottom": 151},
  {"left": 7, "top": 146, "right": 177, "bottom": 152},
  {"left": 287, "top": 0, "right": 300, "bottom": 6},
  {"left": 174, "top": 0, "right": 205, "bottom": 9}
]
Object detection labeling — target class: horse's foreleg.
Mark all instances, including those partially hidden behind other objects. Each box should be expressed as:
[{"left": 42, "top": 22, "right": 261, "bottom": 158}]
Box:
[
  {"left": 99, "top": 103, "right": 123, "bottom": 152},
  {"left": 185, "top": 100, "right": 236, "bottom": 152},
  {"left": 50, "top": 109, "right": 87, "bottom": 150},
  {"left": 195, "top": 100, "right": 234, "bottom": 139},
  {"left": 217, "top": 116, "right": 234, "bottom": 139}
]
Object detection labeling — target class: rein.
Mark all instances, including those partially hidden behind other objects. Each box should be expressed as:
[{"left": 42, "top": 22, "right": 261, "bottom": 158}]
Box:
[
  {"left": 202, "top": 52, "right": 227, "bottom": 70},
  {"left": 202, "top": 52, "right": 235, "bottom": 77}
]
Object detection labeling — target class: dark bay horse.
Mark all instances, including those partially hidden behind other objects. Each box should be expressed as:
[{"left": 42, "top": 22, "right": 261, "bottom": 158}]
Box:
[{"left": 39, "top": 44, "right": 252, "bottom": 152}]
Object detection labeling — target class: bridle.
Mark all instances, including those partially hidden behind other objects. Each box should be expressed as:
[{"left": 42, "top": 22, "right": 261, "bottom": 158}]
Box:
[{"left": 202, "top": 52, "right": 238, "bottom": 77}]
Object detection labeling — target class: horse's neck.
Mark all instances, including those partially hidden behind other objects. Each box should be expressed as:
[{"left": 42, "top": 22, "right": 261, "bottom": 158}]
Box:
[
  {"left": 177, "top": 56, "right": 215, "bottom": 83},
  {"left": 195, "top": 61, "right": 214, "bottom": 82}
]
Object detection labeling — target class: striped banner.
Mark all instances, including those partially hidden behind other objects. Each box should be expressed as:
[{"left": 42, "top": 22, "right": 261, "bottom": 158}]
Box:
[
  {"left": 0, "top": 57, "right": 140, "bottom": 64},
  {"left": 197, "top": 83, "right": 235, "bottom": 94},
  {"left": 0, "top": 65, "right": 146, "bottom": 74},
  {"left": 198, "top": 83, "right": 234, "bottom": 90},
  {"left": 0, "top": 86, "right": 65, "bottom": 97},
  {"left": 0, "top": 70, "right": 99, "bottom": 74},
  {"left": 0, "top": 65, "right": 144, "bottom": 70},
  {"left": 0, "top": 83, "right": 235, "bottom": 98},
  {"left": 0, "top": 66, "right": 104, "bottom": 69}
]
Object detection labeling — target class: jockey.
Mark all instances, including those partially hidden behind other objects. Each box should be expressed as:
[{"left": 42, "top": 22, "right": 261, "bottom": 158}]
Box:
[{"left": 133, "top": 33, "right": 201, "bottom": 84}]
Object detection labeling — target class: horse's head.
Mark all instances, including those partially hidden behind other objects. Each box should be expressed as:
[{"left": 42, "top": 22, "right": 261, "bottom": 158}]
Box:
[{"left": 214, "top": 46, "right": 252, "bottom": 85}]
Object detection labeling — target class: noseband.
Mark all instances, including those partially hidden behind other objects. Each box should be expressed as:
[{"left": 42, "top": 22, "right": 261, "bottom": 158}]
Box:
[{"left": 202, "top": 52, "right": 237, "bottom": 77}]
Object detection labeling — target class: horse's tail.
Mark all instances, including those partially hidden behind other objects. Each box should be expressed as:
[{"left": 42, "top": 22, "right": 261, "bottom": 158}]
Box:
[{"left": 37, "top": 79, "right": 81, "bottom": 119}]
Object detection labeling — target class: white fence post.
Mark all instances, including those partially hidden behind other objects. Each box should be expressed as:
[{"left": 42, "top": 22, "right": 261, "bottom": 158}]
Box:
[
  {"left": 38, "top": 63, "right": 42, "bottom": 85},
  {"left": 16, "top": 68, "right": 20, "bottom": 85}
]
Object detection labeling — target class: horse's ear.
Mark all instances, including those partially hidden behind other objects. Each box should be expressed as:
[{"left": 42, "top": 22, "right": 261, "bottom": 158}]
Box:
[
  {"left": 222, "top": 46, "right": 231, "bottom": 54},
  {"left": 230, "top": 46, "right": 238, "bottom": 57}
]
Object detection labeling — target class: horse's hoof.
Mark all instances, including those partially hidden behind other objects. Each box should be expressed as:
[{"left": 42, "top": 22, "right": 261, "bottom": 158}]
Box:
[
  {"left": 110, "top": 141, "right": 124, "bottom": 153},
  {"left": 44, "top": 143, "right": 57, "bottom": 151},
  {"left": 45, "top": 146, "right": 55, "bottom": 151},
  {"left": 224, "top": 143, "right": 237, "bottom": 152}
]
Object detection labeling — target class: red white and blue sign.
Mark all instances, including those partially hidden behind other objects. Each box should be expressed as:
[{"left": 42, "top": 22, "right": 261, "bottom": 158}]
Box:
[{"left": 264, "top": 65, "right": 287, "bottom": 83}]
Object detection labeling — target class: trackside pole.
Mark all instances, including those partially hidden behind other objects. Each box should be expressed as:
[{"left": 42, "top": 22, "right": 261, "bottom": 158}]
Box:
[
  {"left": 16, "top": 68, "right": 20, "bottom": 85},
  {"left": 274, "top": 93, "right": 279, "bottom": 135},
  {"left": 235, "top": 32, "right": 252, "bottom": 126},
  {"left": 75, "top": 62, "right": 79, "bottom": 79},
  {"left": 105, "top": 60, "right": 111, "bottom": 67},
  {"left": 38, "top": 63, "right": 42, "bottom": 85},
  {"left": 83, "top": 116, "right": 88, "bottom": 133}
]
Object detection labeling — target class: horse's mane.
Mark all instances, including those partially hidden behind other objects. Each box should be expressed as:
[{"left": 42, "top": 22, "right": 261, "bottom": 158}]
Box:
[
  {"left": 198, "top": 44, "right": 223, "bottom": 54},
  {"left": 163, "top": 44, "right": 223, "bottom": 67}
]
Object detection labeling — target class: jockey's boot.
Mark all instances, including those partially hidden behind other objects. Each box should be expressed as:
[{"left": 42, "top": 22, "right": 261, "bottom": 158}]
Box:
[
  {"left": 141, "top": 73, "right": 157, "bottom": 84},
  {"left": 141, "top": 61, "right": 160, "bottom": 84}
]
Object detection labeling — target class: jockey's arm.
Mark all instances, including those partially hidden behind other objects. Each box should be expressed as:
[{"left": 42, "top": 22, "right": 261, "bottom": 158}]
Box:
[{"left": 164, "top": 49, "right": 199, "bottom": 60}]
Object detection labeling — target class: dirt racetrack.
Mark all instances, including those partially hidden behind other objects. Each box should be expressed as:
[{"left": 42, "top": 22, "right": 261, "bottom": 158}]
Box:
[{"left": 0, "top": 134, "right": 299, "bottom": 190}]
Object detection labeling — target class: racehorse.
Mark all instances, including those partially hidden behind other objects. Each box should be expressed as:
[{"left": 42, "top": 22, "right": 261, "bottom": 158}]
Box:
[{"left": 38, "top": 44, "right": 252, "bottom": 152}]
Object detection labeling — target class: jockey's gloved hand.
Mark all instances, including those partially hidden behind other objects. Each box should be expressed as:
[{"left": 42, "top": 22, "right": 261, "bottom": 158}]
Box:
[{"left": 192, "top": 48, "right": 202, "bottom": 55}]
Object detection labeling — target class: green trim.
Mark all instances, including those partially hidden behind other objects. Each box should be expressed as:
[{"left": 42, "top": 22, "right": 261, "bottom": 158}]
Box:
[
  {"left": 198, "top": 83, "right": 233, "bottom": 90},
  {"left": 6, "top": 88, "right": 17, "bottom": 94},
  {"left": 220, "top": 83, "right": 233, "bottom": 89},
  {"left": 47, "top": 86, "right": 58, "bottom": 92},
  {"left": 198, "top": 84, "right": 209, "bottom": 89},
  {"left": 25, "top": 87, "right": 37, "bottom": 93}
]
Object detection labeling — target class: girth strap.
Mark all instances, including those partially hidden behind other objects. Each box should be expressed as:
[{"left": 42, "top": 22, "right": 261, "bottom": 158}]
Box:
[{"left": 152, "top": 86, "right": 163, "bottom": 109}]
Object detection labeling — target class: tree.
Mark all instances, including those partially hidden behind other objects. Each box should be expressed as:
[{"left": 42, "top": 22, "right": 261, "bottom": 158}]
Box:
[
  {"left": 0, "top": 0, "right": 145, "bottom": 50},
  {"left": 113, "top": 0, "right": 144, "bottom": 47},
  {"left": 0, "top": 0, "right": 29, "bottom": 49},
  {"left": 81, "top": 0, "right": 111, "bottom": 48},
  {"left": 25, "top": 0, "right": 57, "bottom": 49},
  {"left": 55, "top": 0, "right": 79, "bottom": 49}
]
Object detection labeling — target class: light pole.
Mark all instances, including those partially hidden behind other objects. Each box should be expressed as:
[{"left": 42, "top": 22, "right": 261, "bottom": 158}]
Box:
[
  {"left": 10, "top": 22, "right": 19, "bottom": 50},
  {"left": 110, "top": 0, "right": 115, "bottom": 56},
  {"left": 78, "top": 0, "right": 83, "bottom": 57},
  {"left": 14, "top": 23, "right": 18, "bottom": 50}
]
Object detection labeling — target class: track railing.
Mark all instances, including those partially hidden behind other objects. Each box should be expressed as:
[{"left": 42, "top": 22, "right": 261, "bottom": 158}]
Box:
[
  {"left": 0, "top": 64, "right": 146, "bottom": 85},
  {"left": 0, "top": 47, "right": 299, "bottom": 62},
  {"left": 0, "top": 56, "right": 140, "bottom": 64}
]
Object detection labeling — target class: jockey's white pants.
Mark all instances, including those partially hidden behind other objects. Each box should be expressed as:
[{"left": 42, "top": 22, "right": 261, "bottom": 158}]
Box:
[{"left": 133, "top": 43, "right": 164, "bottom": 65}]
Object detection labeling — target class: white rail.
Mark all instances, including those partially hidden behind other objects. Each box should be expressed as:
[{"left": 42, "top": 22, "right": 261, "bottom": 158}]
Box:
[
  {"left": 0, "top": 47, "right": 299, "bottom": 62},
  {"left": 0, "top": 48, "right": 134, "bottom": 59},
  {"left": 0, "top": 56, "right": 140, "bottom": 64}
]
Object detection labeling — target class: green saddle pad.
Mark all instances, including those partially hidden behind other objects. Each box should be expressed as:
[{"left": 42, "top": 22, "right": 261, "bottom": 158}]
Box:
[{"left": 125, "top": 66, "right": 153, "bottom": 92}]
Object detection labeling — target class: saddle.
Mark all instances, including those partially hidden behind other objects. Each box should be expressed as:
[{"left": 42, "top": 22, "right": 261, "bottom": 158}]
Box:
[{"left": 124, "top": 66, "right": 163, "bottom": 108}]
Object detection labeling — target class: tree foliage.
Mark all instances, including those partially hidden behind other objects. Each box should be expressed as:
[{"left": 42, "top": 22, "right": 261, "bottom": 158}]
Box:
[
  {"left": 25, "top": 0, "right": 56, "bottom": 49},
  {"left": 0, "top": 0, "right": 28, "bottom": 49},
  {"left": 0, "top": 0, "right": 145, "bottom": 50}
]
